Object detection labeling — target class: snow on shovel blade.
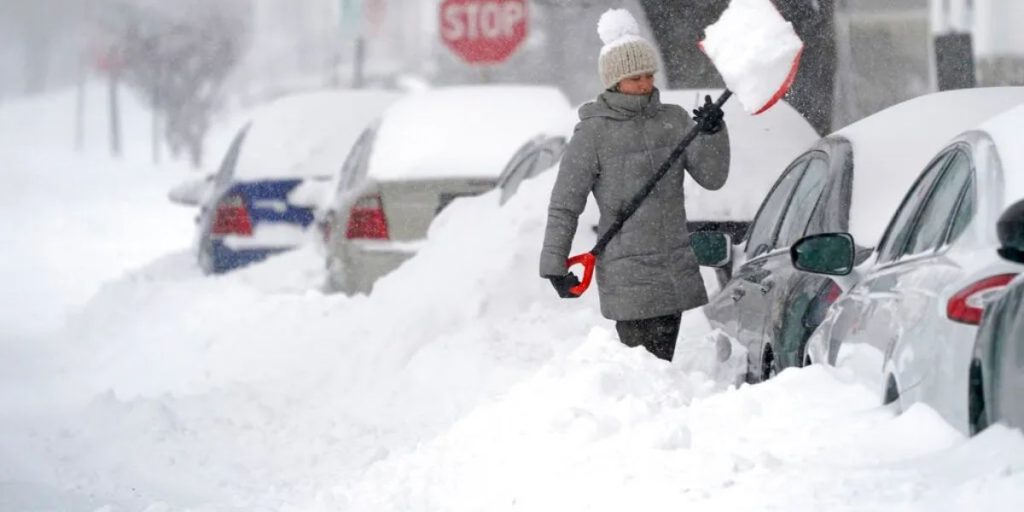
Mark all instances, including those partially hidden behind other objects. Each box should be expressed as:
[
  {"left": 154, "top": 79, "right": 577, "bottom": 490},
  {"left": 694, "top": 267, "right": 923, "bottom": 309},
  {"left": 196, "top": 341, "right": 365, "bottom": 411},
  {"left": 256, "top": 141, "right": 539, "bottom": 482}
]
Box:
[{"left": 700, "top": 0, "right": 804, "bottom": 115}]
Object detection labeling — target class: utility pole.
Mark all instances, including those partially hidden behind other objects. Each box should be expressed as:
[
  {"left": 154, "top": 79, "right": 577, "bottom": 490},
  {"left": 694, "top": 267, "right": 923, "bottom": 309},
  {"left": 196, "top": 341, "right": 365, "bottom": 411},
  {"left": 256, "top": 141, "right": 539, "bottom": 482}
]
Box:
[
  {"left": 353, "top": 36, "right": 366, "bottom": 88},
  {"left": 339, "top": 0, "right": 367, "bottom": 88},
  {"left": 106, "top": 51, "right": 122, "bottom": 159},
  {"left": 75, "top": 52, "right": 86, "bottom": 152},
  {"left": 931, "top": 0, "right": 976, "bottom": 90},
  {"left": 152, "top": 65, "right": 162, "bottom": 164}
]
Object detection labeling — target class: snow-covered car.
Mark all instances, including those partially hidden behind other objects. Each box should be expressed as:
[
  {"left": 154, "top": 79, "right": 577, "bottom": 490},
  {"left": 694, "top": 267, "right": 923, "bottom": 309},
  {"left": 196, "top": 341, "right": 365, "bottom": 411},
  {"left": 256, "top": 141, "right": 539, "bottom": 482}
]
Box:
[
  {"left": 970, "top": 199, "right": 1024, "bottom": 435},
  {"left": 794, "top": 96, "right": 1024, "bottom": 434},
  {"left": 170, "top": 89, "right": 401, "bottom": 274},
  {"left": 692, "top": 87, "right": 1024, "bottom": 384},
  {"left": 321, "top": 85, "right": 572, "bottom": 294}
]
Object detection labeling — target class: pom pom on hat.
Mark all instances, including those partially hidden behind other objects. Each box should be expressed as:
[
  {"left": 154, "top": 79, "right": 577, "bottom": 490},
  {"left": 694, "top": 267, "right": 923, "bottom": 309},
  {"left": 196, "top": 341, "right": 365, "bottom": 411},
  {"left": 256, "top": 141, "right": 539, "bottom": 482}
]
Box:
[
  {"left": 596, "top": 9, "right": 659, "bottom": 89},
  {"left": 597, "top": 8, "right": 640, "bottom": 46}
]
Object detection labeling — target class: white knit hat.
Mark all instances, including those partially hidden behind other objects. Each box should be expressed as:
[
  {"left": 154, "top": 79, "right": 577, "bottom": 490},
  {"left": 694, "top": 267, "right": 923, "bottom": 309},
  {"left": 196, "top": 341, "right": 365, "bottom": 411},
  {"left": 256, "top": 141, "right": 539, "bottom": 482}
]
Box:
[{"left": 597, "top": 9, "right": 659, "bottom": 89}]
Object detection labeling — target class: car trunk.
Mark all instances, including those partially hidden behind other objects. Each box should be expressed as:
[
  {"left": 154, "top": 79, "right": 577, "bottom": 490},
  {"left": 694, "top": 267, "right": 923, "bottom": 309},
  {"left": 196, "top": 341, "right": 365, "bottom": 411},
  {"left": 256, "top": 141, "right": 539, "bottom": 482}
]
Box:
[
  {"left": 215, "top": 177, "right": 332, "bottom": 250},
  {"left": 376, "top": 178, "right": 497, "bottom": 242}
]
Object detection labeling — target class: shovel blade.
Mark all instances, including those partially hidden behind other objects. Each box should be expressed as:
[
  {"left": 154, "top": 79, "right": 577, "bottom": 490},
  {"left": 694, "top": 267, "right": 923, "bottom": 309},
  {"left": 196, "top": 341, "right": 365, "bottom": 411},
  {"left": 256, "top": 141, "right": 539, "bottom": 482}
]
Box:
[{"left": 700, "top": 0, "right": 804, "bottom": 115}]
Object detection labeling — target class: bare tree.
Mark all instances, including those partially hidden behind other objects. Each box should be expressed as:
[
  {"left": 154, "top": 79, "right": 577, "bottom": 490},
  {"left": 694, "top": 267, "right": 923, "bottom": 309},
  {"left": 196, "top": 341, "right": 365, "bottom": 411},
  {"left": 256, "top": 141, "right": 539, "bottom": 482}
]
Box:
[{"left": 98, "top": 0, "right": 250, "bottom": 167}]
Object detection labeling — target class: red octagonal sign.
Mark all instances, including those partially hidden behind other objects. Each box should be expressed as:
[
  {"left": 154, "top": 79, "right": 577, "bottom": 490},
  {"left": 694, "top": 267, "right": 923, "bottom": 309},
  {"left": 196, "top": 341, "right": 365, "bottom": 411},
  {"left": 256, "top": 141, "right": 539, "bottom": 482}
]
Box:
[{"left": 440, "top": 0, "right": 528, "bottom": 65}]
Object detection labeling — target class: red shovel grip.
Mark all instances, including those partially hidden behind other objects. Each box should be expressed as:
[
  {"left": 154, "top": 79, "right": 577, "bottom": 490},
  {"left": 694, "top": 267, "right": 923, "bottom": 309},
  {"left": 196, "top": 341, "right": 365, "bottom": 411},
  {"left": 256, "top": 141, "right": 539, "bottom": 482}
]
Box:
[{"left": 566, "top": 252, "right": 596, "bottom": 296}]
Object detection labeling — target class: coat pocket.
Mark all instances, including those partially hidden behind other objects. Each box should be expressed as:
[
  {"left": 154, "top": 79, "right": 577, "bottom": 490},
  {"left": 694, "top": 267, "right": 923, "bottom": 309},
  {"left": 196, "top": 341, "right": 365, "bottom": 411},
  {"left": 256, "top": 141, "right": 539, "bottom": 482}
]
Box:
[{"left": 598, "top": 252, "right": 668, "bottom": 287}]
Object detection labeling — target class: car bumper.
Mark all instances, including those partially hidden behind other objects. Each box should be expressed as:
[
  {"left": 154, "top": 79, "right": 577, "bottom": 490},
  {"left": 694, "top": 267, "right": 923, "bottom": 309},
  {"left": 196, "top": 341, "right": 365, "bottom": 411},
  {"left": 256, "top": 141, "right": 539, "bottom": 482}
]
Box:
[
  {"left": 203, "top": 240, "right": 291, "bottom": 274},
  {"left": 325, "top": 240, "right": 419, "bottom": 294}
]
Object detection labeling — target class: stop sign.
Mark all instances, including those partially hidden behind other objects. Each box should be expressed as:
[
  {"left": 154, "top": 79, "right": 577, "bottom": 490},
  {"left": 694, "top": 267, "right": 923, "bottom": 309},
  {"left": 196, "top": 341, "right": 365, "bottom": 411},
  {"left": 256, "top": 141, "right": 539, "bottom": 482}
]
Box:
[{"left": 440, "top": 0, "right": 528, "bottom": 65}]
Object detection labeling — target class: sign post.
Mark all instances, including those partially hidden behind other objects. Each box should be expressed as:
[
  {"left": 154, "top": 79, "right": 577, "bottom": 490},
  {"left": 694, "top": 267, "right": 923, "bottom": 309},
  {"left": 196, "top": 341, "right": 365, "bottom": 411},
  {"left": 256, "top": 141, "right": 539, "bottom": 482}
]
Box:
[{"left": 439, "top": 0, "right": 528, "bottom": 66}]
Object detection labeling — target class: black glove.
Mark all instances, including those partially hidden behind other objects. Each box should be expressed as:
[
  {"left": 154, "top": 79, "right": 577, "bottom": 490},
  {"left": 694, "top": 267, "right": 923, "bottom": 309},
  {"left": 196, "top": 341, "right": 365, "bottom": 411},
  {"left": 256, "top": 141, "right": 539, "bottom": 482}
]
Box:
[
  {"left": 547, "top": 273, "right": 581, "bottom": 299},
  {"left": 692, "top": 94, "right": 725, "bottom": 134}
]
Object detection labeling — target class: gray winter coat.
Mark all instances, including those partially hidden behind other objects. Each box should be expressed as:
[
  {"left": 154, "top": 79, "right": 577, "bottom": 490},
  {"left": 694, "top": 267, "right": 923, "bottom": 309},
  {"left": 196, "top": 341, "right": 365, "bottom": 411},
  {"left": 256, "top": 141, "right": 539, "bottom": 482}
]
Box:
[{"left": 539, "top": 88, "right": 730, "bottom": 321}]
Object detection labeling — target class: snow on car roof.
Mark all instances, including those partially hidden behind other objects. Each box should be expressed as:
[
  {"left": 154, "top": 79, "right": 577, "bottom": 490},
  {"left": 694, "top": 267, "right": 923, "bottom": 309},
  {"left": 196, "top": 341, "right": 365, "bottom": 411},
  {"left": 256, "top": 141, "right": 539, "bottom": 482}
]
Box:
[
  {"left": 978, "top": 102, "right": 1024, "bottom": 209},
  {"left": 660, "top": 89, "right": 819, "bottom": 221},
  {"left": 836, "top": 87, "right": 1024, "bottom": 246},
  {"left": 366, "top": 86, "right": 572, "bottom": 182},
  {"left": 234, "top": 90, "right": 401, "bottom": 181}
]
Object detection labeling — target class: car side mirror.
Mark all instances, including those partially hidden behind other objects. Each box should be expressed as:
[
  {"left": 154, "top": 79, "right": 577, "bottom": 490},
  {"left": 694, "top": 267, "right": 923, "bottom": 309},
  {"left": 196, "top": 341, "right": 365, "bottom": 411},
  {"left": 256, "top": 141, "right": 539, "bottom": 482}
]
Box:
[
  {"left": 168, "top": 176, "right": 213, "bottom": 207},
  {"left": 791, "top": 233, "right": 855, "bottom": 276},
  {"left": 997, "top": 199, "right": 1024, "bottom": 263},
  {"left": 690, "top": 231, "right": 732, "bottom": 268}
]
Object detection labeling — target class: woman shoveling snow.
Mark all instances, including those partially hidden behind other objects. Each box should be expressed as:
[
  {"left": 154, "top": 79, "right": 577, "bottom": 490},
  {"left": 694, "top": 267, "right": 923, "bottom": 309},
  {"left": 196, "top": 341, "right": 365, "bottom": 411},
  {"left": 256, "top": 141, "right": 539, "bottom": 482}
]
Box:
[{"left": 539, "top": 8, "right": 731, "bottom": 361}]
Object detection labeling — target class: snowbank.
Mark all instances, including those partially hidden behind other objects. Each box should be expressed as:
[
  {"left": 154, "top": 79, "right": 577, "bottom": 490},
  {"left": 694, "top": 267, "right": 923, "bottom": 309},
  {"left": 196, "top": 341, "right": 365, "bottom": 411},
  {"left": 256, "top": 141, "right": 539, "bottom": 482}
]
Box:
[{"left": 337, "top": 350, "right": 1024, "bottom": 512}]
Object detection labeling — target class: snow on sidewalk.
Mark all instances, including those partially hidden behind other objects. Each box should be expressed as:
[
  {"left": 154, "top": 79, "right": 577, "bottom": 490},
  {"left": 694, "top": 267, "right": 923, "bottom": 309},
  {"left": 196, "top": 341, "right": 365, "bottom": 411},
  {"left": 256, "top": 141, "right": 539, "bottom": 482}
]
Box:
[{"left": 334, "top": 330, "right": 1024, "bottom": 512}]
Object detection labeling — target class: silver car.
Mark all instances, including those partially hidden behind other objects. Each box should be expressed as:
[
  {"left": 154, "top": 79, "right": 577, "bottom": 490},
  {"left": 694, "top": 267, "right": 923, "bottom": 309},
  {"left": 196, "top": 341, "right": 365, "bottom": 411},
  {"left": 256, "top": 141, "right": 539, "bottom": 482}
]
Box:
[
  {"left": 322, "top": 85, "right": 572, "bottom": 294},
  {"left": 797, "top": 97, "right": 1024, "bottom": 434}
]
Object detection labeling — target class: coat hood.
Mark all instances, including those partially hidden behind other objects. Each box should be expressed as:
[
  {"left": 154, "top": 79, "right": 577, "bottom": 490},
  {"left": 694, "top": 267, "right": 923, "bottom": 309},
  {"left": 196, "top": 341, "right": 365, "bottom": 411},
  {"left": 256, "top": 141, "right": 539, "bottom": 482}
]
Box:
[{"left": 579, "top": 88, "right": 665, "bottom": 121}]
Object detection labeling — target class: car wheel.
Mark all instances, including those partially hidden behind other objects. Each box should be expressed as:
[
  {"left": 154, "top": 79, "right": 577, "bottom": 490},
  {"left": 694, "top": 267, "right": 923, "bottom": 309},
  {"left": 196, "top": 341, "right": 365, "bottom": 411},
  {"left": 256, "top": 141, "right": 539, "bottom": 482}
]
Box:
[
  {"left": 798, "top": 335, "right": 813, "bottom": 367},
  {"left": 883, "top": 374, "right": 901, "bottom": 411},
  {"left": 968, "top": 359, "right": 988, "bottom": 436},
  {"left": 761, "top": 344, "right": 777, "bottom": 381}
]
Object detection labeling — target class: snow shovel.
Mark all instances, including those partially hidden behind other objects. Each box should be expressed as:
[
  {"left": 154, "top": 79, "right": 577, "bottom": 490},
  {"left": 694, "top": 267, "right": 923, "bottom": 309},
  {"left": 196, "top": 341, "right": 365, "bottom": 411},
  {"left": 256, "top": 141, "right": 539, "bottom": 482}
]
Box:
[{"left": 565, "top": 0, "right": 804, "bottom": 297}]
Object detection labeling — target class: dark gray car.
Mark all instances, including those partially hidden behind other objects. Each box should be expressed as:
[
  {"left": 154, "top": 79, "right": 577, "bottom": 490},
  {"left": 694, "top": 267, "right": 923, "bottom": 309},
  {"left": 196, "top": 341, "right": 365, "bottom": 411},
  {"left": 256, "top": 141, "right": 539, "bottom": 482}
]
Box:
[{"left": 970, "top": 199, "right": 1024, "bottom": 434}]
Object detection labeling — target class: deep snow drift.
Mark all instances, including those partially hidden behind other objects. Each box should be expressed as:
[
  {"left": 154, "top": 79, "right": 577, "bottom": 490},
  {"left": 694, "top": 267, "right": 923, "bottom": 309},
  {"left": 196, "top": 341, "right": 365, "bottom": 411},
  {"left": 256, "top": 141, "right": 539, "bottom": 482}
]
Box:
[{"left": 3, "top": 86, "right": 1024, "bottom": 512}]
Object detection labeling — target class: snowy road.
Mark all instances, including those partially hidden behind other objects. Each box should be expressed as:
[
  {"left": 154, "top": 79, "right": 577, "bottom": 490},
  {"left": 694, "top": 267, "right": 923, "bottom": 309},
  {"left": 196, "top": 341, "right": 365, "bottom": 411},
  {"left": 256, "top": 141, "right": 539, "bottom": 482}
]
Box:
[{"left": 3, "top": 90, "right": 1024, "bottom": 512}]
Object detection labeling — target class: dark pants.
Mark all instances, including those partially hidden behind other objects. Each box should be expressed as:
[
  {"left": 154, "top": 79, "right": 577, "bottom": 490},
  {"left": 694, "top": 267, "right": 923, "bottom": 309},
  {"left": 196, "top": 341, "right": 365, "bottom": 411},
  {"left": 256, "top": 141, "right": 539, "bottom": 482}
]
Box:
[{"left": 615, "top": 313, "right": 682, "bottom": 361}]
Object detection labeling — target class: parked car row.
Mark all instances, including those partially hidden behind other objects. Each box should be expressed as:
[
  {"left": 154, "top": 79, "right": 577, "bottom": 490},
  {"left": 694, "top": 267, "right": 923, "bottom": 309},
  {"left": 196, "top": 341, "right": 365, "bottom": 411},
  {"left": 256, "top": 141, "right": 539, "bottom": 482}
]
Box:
[
  {"left": 169, "top": 90, "right": 402, "bottom": 273},
  {"left": 172, "top": 85, "right": 817, "bottom": 296},
  {"left": 690, "top": 87, "right": 1024, "bottom": 436},
  {"left": 171, "top": 85, "right": 574, "bottom": 284}
]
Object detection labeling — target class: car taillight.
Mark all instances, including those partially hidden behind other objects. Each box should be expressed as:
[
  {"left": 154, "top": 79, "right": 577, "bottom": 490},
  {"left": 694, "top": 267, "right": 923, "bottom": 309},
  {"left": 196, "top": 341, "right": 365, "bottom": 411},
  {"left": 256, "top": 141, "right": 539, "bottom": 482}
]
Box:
[
  {"left": 345, "top": 194, "right": 389, "bottom": 240},
  {"left": 825, "top": 282, "right": 842, "bottom": 304},
  {"left": 947, "top": 273, "right": 1017, "bottom": 325},
  {"left": 211, "top": 195, "right": 253, "bottom": 236}
]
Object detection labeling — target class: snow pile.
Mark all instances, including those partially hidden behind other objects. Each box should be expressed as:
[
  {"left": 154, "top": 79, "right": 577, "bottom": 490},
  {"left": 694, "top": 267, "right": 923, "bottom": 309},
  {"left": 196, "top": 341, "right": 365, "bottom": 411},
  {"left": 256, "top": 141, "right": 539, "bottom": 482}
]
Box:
[
  {"left": 0, "top": 168, "right": 612, "bottom": 509},
  {"left": 367, "top": 86, "right": 572, "bottom": 181},
  {"left": 337, "top": 354, "right": 1024, "bottom": 512},
  {"left": 232, "top": 89, "right": 400, "bottom": 180},
  {"left": 597, "top": 9, "right": 643, "bottom": 55},
  {"left": 673, "top": 308, "right": 749, "bottom": 386},
  {"left": 701, "top": 0, "right": 803, "bottom": 115}
]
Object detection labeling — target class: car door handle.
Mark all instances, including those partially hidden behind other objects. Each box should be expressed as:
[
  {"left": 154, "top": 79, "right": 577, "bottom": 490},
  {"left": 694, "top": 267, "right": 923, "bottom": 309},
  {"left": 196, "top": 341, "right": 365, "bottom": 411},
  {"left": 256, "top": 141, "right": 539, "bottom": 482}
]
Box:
[
  {"left": 759, "top": 279, "right": 775, "bottom": 295},
  {"left": 731, "top": 288, "right": 746, "bottom": 302}
]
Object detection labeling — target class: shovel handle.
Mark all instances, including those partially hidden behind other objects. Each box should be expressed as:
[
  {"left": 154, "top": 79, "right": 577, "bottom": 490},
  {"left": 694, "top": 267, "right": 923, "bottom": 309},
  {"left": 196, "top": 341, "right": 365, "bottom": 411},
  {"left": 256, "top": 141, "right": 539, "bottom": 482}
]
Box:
[{"left": 566, "top": 252, "right": 596, "bottom": 296}]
